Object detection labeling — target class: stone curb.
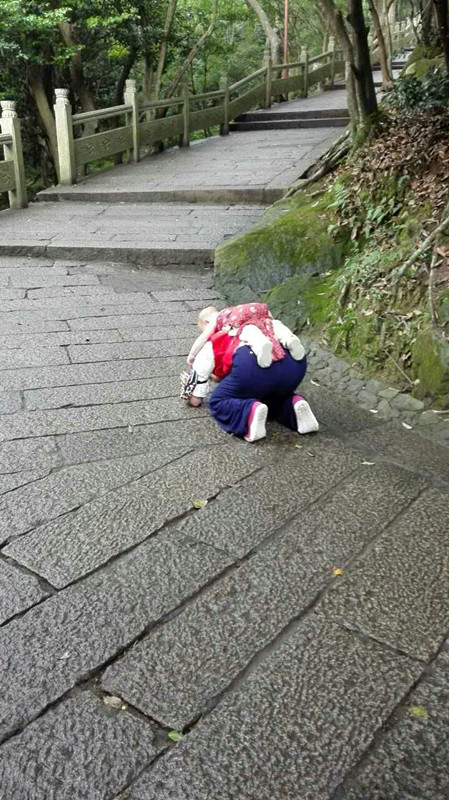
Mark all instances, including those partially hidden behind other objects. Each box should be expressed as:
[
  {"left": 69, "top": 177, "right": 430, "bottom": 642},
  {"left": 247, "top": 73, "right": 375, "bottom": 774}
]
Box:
[{"left": 304, "top": 338, "right": 449, "bottom": 448}]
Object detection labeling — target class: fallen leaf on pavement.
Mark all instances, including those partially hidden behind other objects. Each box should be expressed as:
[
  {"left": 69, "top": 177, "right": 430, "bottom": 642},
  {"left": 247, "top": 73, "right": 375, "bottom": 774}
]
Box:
[
  {"left": 409, "top": 705, "right": 428, "bottom": 719},
  {"left": 333, "top": 568, "right": 344, "bottom": 577},
  {"left": 168, "top": 731, "right": 183, "bottom": 742},
  {"left": 192, "top": 499, "right": 208, "bottom": 509}
]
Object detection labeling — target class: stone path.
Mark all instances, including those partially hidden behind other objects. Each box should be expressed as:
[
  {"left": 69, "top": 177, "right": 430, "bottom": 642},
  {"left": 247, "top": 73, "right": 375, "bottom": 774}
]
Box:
[
  {"left": 0, "top": 125, "right": 340, "bottom": 264},
  {"left": 0, "top": 255, "right": 448, "bottom": 799}
]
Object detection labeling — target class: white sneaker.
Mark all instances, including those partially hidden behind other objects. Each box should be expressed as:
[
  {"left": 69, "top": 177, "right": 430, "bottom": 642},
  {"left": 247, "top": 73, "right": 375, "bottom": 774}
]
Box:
[
  {"left": 292, "top": 395, "right": 319, "bottom": 434},
  {"left": 244, "top": 402, "right": 268, "bottom": 442},
  {"left": 288, "top": 338, "right": 306, "bottom": 361},
  {"left": 256, "top": 340, "right": 273, "bottom": 368}
]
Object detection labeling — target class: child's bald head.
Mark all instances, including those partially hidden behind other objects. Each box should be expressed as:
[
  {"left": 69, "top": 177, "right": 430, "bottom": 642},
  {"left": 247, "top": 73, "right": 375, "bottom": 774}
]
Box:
[{"left": 198, "top": 305, "right": 219, "bottom": 332}]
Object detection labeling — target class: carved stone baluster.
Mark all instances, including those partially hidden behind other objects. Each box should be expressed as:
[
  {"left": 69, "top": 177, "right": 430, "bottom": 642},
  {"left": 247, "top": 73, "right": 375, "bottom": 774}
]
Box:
[
  {"left": 0, "top": 100, "right": 27, "bottom": 208},
  {"left": 54, "top": 89, "right": 76, "bottom": 185}
]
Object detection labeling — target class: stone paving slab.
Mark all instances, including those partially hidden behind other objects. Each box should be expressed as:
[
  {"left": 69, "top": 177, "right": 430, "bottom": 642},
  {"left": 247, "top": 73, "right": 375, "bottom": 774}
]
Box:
[
  {"left": 318, "top": 488, "right": 449, "bottom": 661},
  {"left": 67, "top": 338, "right": 192, "bottom": 363},
  {"left": 0, "top": 468, "right": 52, "bottom": 494},
  {"left": 0, "top": 287, "right": 26, "bottom": 300},
  {"left": 0, "top": 318, "right": 70, "bottom": 335},
  {"left": 118, "top": 324, "right": 196, "bottom": 341},
  {"left": 0, "top": 300, "right": 188, "bottom": 323},
  {"left": 102, "top": 464, "right": 424, "bottom": 729},
  {"left": 0, "top": 396, "right": 202, "bottom": 442},
  {"left": 0, "top": 532, "right": 231, "bottom": 743},
  {"left": 0, "top": 345, "right": 70, "bottom": 370},
  {"left": 2, "top": 292, "right": 161, "bottom": 312},
  {"left": 130, "top": 617, "right": 422, "bottom": 800},
  {"left": 57, "top": 415, "right": 226, "bottom": 465},
  {"left": 5, "top": 447, "right": 257, "bottom": 586},
  {"left": 9, "top": 271, "right": 100, "bottom": 289},
  {"left": 334, "top": 642, "right": 449, "bottom": 800},
  {"left": 354, "top": 422, "right": 449, "bottom": 484},
  {"left": 179, "top": 461, "right": 426, "bottom": 558},
  {"left": 0, "top": 560, "right": 49, "bottom": 625},
  {"left": 0, "top": 469, "right": 46, "bottom": 494},
  {"left": 0, "top": 436, "right": 61, "bottom": 475},
  {"left": 0, "top": 355, "right": 185, "bottom": 391},
  {"left": 0, "top": 329, "right": 123, "bottom": 349},
  {"left": 0, "top": 448, "right": 189, "bottom": 543},
  {"left": 24, "top": 376, "right": 177, "bottom": 410},
  {"left": 0, "top": 391, "right": 22, "bottom": 414},
  {"left": 67, "top": 311, "right": 196, "bottom": 330},
  {"left": 0, "top": 695, "right": 158, "bottom": 800}
]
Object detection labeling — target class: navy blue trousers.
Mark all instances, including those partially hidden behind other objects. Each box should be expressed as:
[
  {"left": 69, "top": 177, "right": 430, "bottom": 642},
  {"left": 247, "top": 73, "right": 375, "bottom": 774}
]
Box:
[{"left": 209, "top": 346, "right": 307, "bottom": 437}]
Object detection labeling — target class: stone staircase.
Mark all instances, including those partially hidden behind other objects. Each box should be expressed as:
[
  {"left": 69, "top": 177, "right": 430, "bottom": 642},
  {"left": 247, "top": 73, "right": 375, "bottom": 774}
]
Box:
[{"left": 230, "top": 108, "right": 350, "bottom": 132}]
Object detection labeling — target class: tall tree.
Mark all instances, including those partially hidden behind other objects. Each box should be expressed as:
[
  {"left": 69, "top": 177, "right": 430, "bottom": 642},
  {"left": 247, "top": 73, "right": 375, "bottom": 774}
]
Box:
[
  {"left": 347, "top": 0, "right": 378, "bottom": 117},
  {"left": 433, "top": 0, "right": 449, "bottom": 72},
  {"left": 244, "top": 0, "right": 281, "bottom": 62},
  {"left": 368, "top": 0, "right": 394, "bottom": 89}
]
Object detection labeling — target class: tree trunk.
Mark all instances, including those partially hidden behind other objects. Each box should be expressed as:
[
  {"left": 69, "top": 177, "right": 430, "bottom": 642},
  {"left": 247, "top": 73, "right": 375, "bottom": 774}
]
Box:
[
  {"left": 320, "top": 0, "right": 361, "bottom": 130},
  {"left": 165, "top": 0, "right": 219, "bottom": 98},
  {"left": 58, "top": 22, "right": 96, "bottom": 114},
  {"left": 347, "top": 0, "right": 378, "bottom": 118},
  {"left": 434, "top": 0, "right": 449, "bottom": 72},
  {"left": 368, "top": 0, "right": 394, "bottom": 88},
  {"left": 245, "top": 0, "right": 281, "bottom": 62},
  {"left": 153, "top": 0, "right": 178, "bottom": 99},
  {"left": 421, "top": 0, "right": 434, "bottom": 44},
  {"left": 28, "top": 65, "right": 59, "bottom": 173}
]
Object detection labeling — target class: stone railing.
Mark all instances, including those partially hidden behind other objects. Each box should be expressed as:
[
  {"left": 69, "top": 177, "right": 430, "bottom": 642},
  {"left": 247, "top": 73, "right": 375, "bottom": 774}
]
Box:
[
  {"left": 53, "top": 42, "right": 346, "bottom": 185},
  {"left": 0, "top": 101, "right": 27, "bottom": 208}
]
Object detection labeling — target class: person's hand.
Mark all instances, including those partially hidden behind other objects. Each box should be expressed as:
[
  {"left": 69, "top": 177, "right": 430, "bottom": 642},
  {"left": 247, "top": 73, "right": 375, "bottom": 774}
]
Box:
[
  {"left": 211, "top": 373, "right": 221, "bottom": 382},
  {"left": 187, "top": 354, "right": 195, "bottom": 366}
]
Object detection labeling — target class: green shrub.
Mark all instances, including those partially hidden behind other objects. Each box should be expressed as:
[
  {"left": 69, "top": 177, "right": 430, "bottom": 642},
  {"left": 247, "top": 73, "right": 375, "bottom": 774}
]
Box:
[{"left": 386, "top": 69, "right": 449, "bottom": 110}]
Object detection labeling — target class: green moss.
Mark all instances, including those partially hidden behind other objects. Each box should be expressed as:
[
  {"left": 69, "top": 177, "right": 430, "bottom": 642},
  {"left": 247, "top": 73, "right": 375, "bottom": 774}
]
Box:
[
  {"left": 407, "top": 44, "right": 443, "bottom": 66},
  {"left": 264, "top": 273, "right": 335, "bottom": 333},
  {"left": 404, "top": 55, "right": 445, "bottom": 77},
  {"left": 412, "top": 330, "right": 449, "bottom": 406},
  {"left": 215, "top": 189, "right": 348, "bottom": 306}
]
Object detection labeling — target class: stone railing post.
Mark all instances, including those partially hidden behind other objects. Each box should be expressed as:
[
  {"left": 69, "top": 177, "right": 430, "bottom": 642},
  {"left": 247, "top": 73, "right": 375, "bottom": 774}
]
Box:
[
  {"left": 181, "top": 83, "right": 190, "bottom": 148},
  {"left": 124, "top": 79, "right": 140, "bottom": 162},
  {"left": 329, "top": 36, "right": 337, "bottom": 85},
  {"left": 219, "top": 74, "right": 230, "bottom": 136},
  {"left": 301, "top": 48, "right": 309, "bottom": 98},
  {"left": 54, "top": 89, "right": 76, "bottom": 185},
  {"left": 264, "top": 41, "right": 272, "bottom": 108},
  {"left": 0, "top": 100, "right": 27, "bottom": 208}
]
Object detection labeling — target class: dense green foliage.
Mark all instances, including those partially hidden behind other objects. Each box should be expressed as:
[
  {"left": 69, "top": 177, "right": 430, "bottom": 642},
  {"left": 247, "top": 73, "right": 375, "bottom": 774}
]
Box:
[{"left": 0, "top": 0, "right": 328, "bottom": 191}]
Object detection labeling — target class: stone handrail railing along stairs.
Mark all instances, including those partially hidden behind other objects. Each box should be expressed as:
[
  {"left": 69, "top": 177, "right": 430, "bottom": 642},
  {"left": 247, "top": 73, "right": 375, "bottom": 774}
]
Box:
[
  {"left": 53, "top": 41, "right": 349, "bottom": 186},
  {"left": 0, "top": 19, "right": 415, "bottom": 208}
]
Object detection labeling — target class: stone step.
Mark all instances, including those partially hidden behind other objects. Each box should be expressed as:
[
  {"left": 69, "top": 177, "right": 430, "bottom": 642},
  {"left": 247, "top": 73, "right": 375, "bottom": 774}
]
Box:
[
  {"left": 0, "top": 200, "right": 267, "bottom": 266},
  {"left": 230, "top": 117, "right": 349, "bottom": 131},
  {"left": 37, "top": 187, "right": 282, "bottom": 206},
  {"left": 236, "top": 109, "right": 350, "bottom": 121}
]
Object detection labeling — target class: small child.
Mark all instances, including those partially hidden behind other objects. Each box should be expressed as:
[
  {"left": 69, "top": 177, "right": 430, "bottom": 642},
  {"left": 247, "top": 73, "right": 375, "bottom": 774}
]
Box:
[
  {"left": 181, "top": 304, "right": 306, "bottom": 407},
  {"left": 187, "top": 303, "right": 305, "bottom": 369}
]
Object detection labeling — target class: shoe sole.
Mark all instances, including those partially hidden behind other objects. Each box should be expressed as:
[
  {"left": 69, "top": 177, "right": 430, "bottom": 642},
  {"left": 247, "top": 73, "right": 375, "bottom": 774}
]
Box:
[
  {"left": 244, "top": 403, "right": 268, "bottom": 442},
  {"left": 293, "top": 399, "right": 319, "bottom": 434}
]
